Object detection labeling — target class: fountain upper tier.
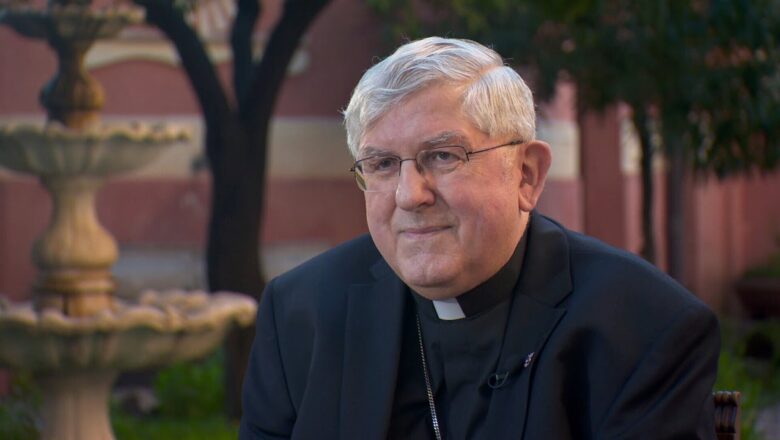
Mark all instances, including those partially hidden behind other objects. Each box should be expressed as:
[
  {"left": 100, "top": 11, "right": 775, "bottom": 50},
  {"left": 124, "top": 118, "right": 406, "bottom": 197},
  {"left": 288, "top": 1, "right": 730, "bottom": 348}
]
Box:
[
  {"left": 0, "top": 1, "right": 194, "bottom": 316},
  {"left": 0, "top": 4, "right": 142, "bottom": 42},
  {"left": 1, "top": 4, "right": 145, "bottom": 128},
  {"left": 0, "top": 122, "right": 190, "bottom": 316}
]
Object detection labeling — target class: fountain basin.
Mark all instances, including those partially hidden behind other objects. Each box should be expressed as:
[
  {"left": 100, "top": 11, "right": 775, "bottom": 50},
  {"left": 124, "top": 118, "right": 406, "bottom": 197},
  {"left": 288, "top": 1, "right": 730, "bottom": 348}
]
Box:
[
  {"left": 0, "top": 290, "right": 256, "bottom": 440},
  {"left": 0, "top": 290, "right": 257, "bottom": 372},
  {"left": 0, "top": 123, "right": 190, "bottom": 176}
]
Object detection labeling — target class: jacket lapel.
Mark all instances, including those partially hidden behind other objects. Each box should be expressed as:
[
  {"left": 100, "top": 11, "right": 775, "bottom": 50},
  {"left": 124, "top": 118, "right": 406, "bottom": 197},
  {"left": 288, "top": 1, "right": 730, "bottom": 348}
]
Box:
[
  {"left": 484, "top": 295, "right": 567, "bottom": 438},
  {"left": 339, "top": 260, "right": 406, "bottom": 440},
  {"left": 483, "top": 213, "right": 574, "bottom": 439}
]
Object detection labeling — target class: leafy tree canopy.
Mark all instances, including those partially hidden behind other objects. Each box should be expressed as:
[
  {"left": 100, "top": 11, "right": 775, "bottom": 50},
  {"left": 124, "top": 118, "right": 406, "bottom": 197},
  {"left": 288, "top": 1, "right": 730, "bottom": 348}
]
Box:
[{"left": 369, "top": 0, "right": 780, "bottom": 176}]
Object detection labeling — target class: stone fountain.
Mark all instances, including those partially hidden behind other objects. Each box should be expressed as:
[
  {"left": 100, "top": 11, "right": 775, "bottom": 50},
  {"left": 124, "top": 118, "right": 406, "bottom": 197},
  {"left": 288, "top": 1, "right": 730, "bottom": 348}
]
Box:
[{"left": 0, "top": 1, "right": 257, "bottom": 439}]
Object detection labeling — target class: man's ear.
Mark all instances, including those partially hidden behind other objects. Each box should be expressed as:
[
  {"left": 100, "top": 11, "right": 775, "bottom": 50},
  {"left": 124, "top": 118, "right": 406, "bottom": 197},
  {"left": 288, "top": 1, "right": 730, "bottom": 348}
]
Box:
[{"left": 518, "top": 140, "right": 552, "bottom": 212}]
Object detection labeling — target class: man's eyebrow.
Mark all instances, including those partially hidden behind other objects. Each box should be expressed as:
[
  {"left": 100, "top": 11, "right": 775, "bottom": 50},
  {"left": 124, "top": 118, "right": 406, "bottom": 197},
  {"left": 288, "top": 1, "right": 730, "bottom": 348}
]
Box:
[
  {"left": 358, "top": 146, "right": 395, "bottom": 157},
  {"left": 359, "top": 131, "right": 470, "bottom": 156},
  {"left": 421, "top": 131, "right": 470, "bottom": 148}
]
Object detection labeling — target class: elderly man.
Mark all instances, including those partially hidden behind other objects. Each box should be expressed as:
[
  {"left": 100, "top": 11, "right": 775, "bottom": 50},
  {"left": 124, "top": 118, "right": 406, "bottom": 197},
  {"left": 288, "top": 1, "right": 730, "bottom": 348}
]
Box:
[{"left": 239, "top": 37, "right": 719, "bottom": 439}]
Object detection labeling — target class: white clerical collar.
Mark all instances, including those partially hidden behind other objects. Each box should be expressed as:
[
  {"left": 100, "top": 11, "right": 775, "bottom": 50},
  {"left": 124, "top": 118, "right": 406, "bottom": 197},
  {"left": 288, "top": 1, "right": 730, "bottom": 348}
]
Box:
[{"left": 432, "top": 298, "right": 466, "bottom": 320}]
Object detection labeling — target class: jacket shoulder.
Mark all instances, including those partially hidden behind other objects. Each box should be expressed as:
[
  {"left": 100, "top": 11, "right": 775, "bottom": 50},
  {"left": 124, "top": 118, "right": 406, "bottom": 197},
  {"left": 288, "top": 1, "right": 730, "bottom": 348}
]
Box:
[
  {"left": 271, "top": 234, "right": 382, "bottom": 298},
  {"left": 560, "top": 225, "right": 713, "bottom": 322}
]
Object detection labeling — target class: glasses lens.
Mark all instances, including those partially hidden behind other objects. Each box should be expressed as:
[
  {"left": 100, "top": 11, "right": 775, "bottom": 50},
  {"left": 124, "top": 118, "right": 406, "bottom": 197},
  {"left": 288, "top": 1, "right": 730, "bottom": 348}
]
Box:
[
  {"left": 354, "top": 170, "right": 368, "bottom": 191},
  {"left": 418, "top": 146, "right": 467, "bottom": 173},
  {"left": 361, "top": 156, "right": 400, "bottom": 175},
  {"left": 353, "top": 156, "right": 400, "bottom": 192}
]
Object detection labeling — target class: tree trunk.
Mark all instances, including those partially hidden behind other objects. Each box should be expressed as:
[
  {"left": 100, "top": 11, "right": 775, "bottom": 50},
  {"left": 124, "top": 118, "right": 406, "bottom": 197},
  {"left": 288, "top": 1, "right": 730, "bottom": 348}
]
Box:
[
  {"left": 664, "top": 133, "right": 686, "bottom": 281},
  {"left": 206, "top": 123, "right": 265, "bottom": 296},
  {"left": 205, "top": 118, "right": 267, "bottom": 420},
  {"left": 136, "top": 0, "right": 333, "bottom": 421},
  {"left": 631, "top": 106, "right": 656, "bottom": 264}
]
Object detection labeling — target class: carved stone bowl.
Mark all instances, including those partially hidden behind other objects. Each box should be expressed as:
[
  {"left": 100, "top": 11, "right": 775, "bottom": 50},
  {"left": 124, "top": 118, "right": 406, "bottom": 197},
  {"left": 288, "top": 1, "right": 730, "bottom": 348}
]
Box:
[
  {"left": 0, "top": 122, "right": 190, "bottom": 177},
  {"left": 0, "top": 290, "right": 257, "bottom": 372}
]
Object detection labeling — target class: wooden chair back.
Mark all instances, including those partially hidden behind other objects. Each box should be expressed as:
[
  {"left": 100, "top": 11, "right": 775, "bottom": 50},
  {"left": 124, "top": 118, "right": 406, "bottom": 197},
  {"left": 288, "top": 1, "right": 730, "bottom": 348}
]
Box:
[{"left": 714, "top": 391, "right": 741, "bottom": 440}]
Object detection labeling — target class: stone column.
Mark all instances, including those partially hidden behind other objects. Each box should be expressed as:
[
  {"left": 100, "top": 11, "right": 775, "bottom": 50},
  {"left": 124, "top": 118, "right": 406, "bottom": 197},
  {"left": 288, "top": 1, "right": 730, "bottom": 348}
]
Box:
[
  {"left": 37, "top": 370, "right": 118, "bottom": 440},
  {"left": 33, "top": 176, "right": 117, "bottom": 316}
]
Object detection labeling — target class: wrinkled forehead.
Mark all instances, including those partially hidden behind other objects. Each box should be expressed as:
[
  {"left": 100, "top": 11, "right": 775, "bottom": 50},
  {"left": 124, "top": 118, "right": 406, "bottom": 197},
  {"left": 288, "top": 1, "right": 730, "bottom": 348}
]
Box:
[
  {"left": 357, "top": 83, "right": 475, "bottom": 152},
  {"left": 359, "top": 130, "right": 473, "bottom": 157}
]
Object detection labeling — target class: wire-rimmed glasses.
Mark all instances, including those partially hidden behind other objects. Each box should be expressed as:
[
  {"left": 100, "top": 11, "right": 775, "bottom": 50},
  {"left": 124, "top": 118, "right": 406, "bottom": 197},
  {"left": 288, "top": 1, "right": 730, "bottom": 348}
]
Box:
[{"left": 350, "top": 139, "right": 524, "bottom": 192}]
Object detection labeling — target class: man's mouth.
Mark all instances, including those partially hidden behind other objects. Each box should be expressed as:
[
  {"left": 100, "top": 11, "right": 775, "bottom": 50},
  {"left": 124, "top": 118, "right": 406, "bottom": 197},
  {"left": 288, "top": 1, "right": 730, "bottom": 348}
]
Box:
[{"left": 399, "top": 225, "right": 451, "bottom": 236}]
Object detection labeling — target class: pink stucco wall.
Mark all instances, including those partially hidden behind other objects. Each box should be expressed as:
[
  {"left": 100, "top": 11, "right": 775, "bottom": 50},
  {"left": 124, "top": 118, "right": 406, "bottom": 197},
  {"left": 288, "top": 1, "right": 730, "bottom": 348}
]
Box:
[{"left": 687, "top": 173, "right": 780, "bottom": 312}]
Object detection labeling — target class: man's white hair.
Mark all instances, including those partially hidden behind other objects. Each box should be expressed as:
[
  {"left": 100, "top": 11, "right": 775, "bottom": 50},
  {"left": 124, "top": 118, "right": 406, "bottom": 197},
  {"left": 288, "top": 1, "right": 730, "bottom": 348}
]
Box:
[{"left": 343, "top": 36, "right": 536, "bottom": 158}]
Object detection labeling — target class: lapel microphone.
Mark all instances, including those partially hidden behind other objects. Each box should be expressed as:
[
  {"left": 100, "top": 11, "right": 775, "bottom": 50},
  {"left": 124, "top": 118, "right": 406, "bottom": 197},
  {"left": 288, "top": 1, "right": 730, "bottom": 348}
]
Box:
[
  {"left": 487, "top": 352, "right": 535, "bottom": 389},
  {"left": 488, "top": 371, "right": 510, "bottom": 389}
]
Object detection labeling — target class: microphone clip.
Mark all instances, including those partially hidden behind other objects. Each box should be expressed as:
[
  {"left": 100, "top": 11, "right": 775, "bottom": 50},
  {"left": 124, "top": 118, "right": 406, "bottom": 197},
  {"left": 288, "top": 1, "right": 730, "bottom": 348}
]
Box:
[{"left": 488, "top": 371, "right": 509, "bottom": 389}]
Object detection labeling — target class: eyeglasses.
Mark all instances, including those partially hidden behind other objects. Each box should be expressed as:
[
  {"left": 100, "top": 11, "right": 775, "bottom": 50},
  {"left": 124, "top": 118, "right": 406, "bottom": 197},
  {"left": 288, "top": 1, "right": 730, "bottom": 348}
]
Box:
[{"left": 350, "top": 139, "right": 524, "bottom": 192}]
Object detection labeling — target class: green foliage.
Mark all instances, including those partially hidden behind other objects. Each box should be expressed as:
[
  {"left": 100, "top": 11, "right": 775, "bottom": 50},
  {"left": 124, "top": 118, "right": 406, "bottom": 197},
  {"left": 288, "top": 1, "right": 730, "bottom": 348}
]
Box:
[
  {"left": 744, "top": 252, "right": 780, "bottom": 278},
  {"left": 153, "top": 351, "right": 225, "bottom": 418},
  {"left": 0, "top": 353, "right": 233, "bottom": 439},
  {"left": 112, "top": 350, "right": 236, "bottom": 439},
  {"left": 744, "top": 238, "right": 780, "bottom": 278},
  {"left": 0, "top": 372, "right": 41, "bottom": 440},
  {"left": 716, "top": 319, "right": 780, "bottom": 440},
  {"left": 367, "top": 0, "right": 780, "bottom": 176},
  {"left": 112, "top": 414, "right": 238, "bottom": 440},
  {"left": 716, "top": 350, "right": 767, "bottom": 440}
]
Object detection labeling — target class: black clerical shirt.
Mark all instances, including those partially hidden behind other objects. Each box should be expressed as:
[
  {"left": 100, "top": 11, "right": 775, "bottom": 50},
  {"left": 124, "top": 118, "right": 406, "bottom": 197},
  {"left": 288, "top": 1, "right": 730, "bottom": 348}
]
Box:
[{"left": 388, "top": 235, "right": 527, "bottom": 440}]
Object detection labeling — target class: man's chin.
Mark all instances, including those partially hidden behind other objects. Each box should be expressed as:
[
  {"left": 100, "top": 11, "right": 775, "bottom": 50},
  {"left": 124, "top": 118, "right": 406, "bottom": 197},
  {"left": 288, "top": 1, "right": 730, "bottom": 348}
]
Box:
[
  {"left": 397, "top": 266, "right": 461, "bottom": 299},
  {"left": 410, "top": 288, "right": 463, "bottom": 301}
]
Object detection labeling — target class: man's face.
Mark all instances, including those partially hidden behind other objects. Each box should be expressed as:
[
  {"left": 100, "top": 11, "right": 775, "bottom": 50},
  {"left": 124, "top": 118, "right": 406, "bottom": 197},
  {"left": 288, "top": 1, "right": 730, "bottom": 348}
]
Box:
[{"left": 361, "top": 84, "right": 528, "bottom": 300}]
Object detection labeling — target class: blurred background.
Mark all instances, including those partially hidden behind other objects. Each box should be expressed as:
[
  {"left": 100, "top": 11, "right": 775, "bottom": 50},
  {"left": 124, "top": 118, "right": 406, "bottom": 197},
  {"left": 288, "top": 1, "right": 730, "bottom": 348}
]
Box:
[{"left": 1, "top": 0, "right": 780, "bottom": 438}]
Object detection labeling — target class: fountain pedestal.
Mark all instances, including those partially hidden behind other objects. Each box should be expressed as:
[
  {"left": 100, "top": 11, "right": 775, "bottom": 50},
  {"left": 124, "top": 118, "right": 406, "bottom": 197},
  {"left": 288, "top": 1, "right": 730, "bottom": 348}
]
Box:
[
  {"left": 34, "top": 176, "right": 117, "bottom": 316},
  {"left": 38, "top": 370, "right": 117, "bottom": 440}
]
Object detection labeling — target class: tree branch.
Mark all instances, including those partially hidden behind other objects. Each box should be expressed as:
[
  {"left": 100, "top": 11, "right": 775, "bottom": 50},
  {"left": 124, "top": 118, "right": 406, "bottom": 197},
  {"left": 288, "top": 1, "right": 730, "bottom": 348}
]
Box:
[
  {"left": 231, "top": 0, "right": 260, "bottom": 101},
  {"left": 134, "top": 0, "right": 231, "bottom": 126},
  {"left": 240, "top": 0, "right": 332, "bottom": 124}
]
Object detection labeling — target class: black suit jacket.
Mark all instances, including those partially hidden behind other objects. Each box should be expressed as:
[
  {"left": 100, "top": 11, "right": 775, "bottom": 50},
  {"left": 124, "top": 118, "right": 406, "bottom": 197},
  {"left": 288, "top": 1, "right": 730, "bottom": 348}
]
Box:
[{"left": 239, "top": 214, "right": 720, "bottom": 439}]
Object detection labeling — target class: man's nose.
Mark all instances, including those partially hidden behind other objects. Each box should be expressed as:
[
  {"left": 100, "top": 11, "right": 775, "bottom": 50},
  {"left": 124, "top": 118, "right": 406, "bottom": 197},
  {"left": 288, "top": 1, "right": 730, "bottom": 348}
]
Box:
[{"left": 395, "top": 160, "right": 435, "bottom": 210}]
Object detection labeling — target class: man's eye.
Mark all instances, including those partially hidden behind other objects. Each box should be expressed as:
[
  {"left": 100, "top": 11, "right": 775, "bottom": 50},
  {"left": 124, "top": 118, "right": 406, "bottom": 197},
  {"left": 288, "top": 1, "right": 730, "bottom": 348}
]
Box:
[
  {"left": 378, "top": 157, "right": 397, "bottom": 168},
  {"left": 432, "top": 151, "right": 457, "bottom": 162},
  {"left": 365, "top": 157, "right": 398, "bottom": 173},
  {"left": 425, "top": 148, "right": 463, "bottom": 166}
]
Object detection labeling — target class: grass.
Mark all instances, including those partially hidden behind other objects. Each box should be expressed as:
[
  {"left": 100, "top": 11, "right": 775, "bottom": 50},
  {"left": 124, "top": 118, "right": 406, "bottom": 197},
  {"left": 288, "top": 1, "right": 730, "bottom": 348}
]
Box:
[{"left": 112, "top": 413, "right": 238, "bottom": 440}]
